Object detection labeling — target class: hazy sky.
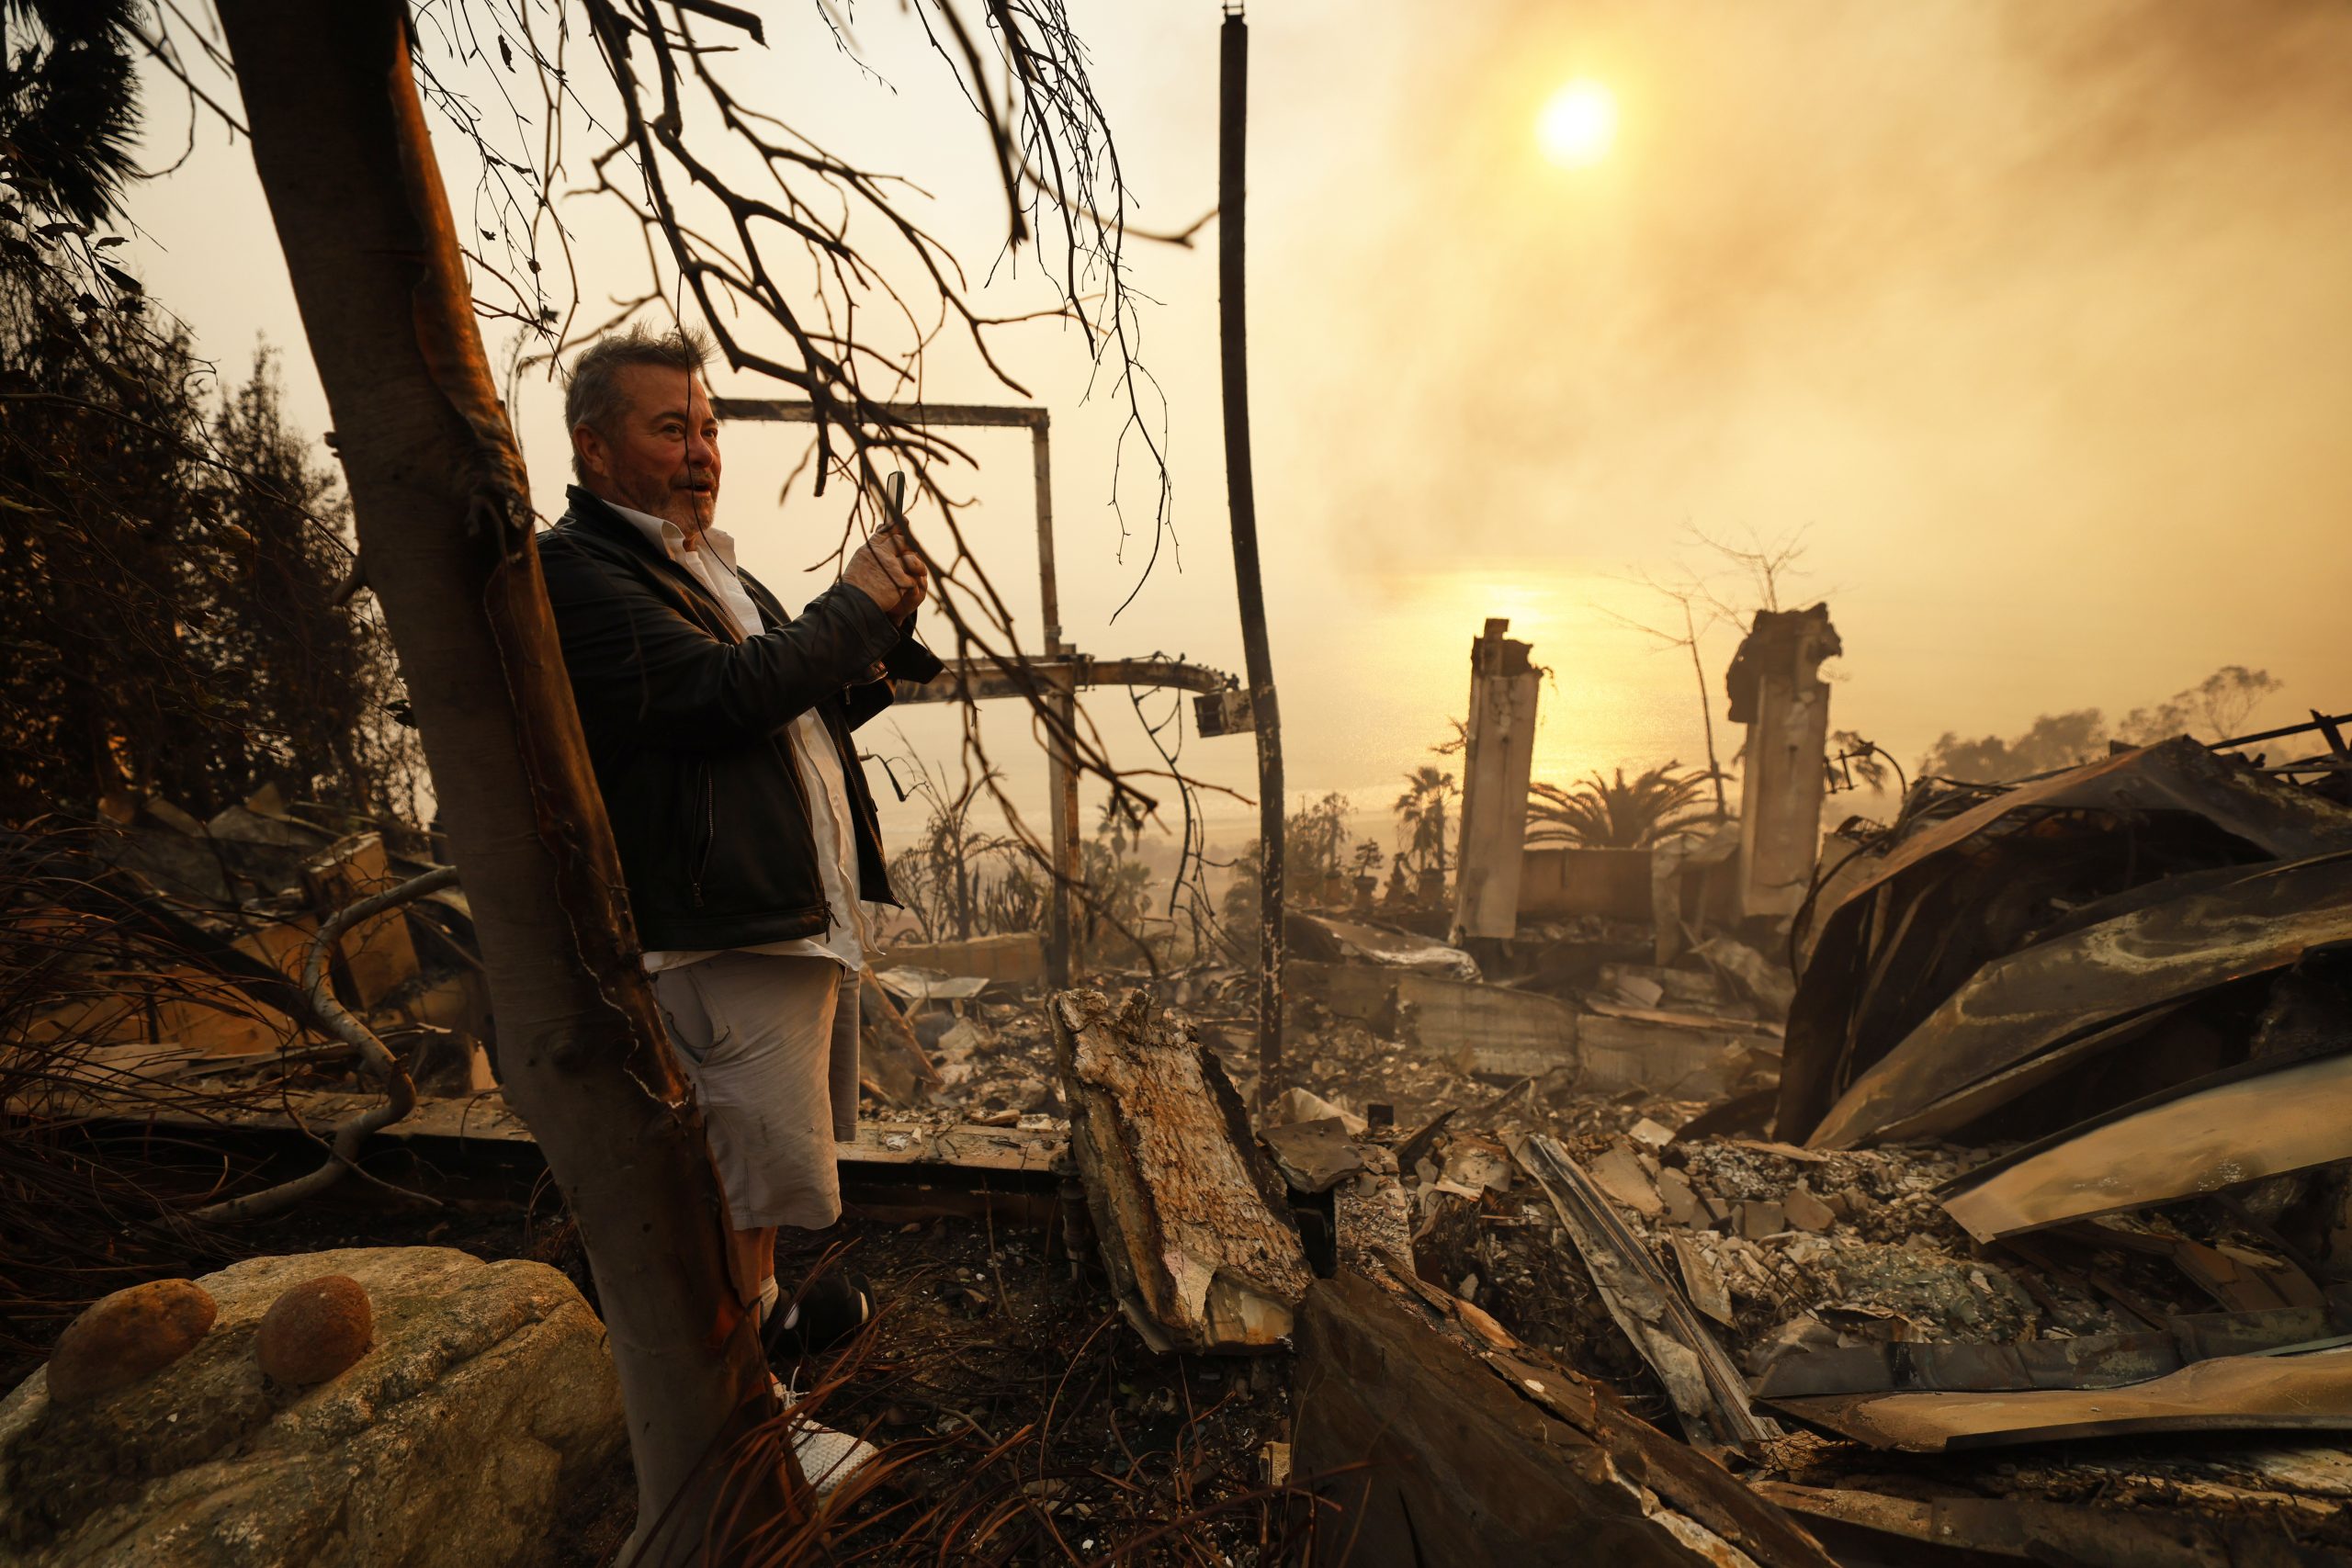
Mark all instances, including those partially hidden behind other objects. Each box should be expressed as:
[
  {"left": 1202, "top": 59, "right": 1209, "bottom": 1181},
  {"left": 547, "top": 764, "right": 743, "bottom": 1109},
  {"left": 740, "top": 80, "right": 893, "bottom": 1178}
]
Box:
[{"left": 122, "top": 0, "right": 2352, "bottom": 848}]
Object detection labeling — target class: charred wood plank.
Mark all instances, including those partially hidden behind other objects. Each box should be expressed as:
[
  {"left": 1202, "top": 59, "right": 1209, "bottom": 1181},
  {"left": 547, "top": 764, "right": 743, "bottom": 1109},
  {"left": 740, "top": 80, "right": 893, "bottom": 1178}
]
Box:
[
  {"left": 1052, "top": 988, "right": 1309, "bottom": 1352},
  {"left": 856, "top": 965, "right": 942, "bottom": 1107},
  {"left": 1293, "top": 1271, "right": 1837, "bottom": 1567}
]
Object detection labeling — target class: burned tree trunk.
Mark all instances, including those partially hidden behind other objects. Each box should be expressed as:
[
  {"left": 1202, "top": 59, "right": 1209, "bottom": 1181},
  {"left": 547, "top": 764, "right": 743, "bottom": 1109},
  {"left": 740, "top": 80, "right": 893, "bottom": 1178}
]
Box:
[{"left": 211, "top": 2, "right": 778, "bottom": 1554}]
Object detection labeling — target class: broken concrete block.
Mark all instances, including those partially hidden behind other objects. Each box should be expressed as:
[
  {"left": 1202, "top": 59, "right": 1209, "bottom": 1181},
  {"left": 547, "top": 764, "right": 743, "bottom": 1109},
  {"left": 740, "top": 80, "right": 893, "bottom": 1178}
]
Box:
[
  {"left": 876, "top": 931, "right": 1044, "bottom": 985},
  {"left": 1266, "top": 1084, "right": 1366, "bottom": 1134},
  {"left": 1783, "top": 1186, "right": 1837, "bottom": 1233},
  {"left": 1519, "top": 844, "right": 1657, "bottom": 922},
  {"left": 1261, "top": 1118, "right": 1365, "bottom": 1195},
  {"left": 1616, "top": 974, "right": 1668, "bottom": 1009},
  {"left": 1657, "top": 1167, "right": 1700, "bottom": 1226},
  {"left": 1628, "top": 1117, "right": 1677, "bottom": 1149},
  {"left": 1578, "top": 1001, "right": 1781, "bottom": 1099},
  {"left": 1439, "top": 1135, "right": 1512, "bottom": 1195},
  {"left": 1671, "top": 1235, "right": 1735, "bottom": 1326},
  {"left": 1600, "top": 962, "right": 1724, "bottom": 1008},
  {"left": 1053, "top": 990, "right": 1311, "bottom": 1353},
  {"left": 1586, "top": 1142, "right": 1664, "bottom": 1216},
  {"left": 1738, "top": 1200, "right": 1786, "bottom": 1239},
  {"left": 934, "top": 1017, "right": 993, "bottom": 1058},
  {"left": 1691, "top": 934, "right": 1797, "bottom": 1021},
  {"left": 1407, "top": 973, "right": 1579, "bottom": 1078}
]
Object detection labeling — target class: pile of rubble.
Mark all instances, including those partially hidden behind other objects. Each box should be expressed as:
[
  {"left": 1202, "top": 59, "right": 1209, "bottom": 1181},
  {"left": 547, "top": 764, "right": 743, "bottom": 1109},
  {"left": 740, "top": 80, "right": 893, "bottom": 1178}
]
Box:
[
  {"left": 13, "top": 731, "right": 2352, "bottom": 1562},
  {"left": 6, "top": 792, "right": 495, "bottom": 1139},
  {"left": 1028, "top": 735, "right": 2352, "bottom": 1564}
]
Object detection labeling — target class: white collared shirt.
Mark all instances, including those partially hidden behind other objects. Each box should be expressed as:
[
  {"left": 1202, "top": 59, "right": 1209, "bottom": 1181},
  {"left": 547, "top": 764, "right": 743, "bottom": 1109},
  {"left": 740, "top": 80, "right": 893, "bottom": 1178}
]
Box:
[{"left": 607, "top": 502, "right": 869, "bottom": 976}]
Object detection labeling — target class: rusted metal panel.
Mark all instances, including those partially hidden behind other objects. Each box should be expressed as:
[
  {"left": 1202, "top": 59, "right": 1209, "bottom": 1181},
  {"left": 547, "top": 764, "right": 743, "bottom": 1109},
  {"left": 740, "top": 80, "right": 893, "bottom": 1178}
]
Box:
[
  {"left": 1765, "top": 1344, "right": 2352, "bottom": 1451},
  {"left": 1939, "top": 1050, "right": 2352, "bottom": 1241},
  {"left": 1865, "top": 1005, "right": 2182, "bottom": 1145},
  {"left": 1808, "top": 739, "right": 2352, "bottom": 938},
  {"left": 1749, "top": 1314, "right": 2341, "bottom": 1400},
  {"left": 1778, "top": 739, "right": 2352, "bottom": 1143},
  {"left": 1517, "top": 1134, "right": 1780, "bottom": 1456},
  {"left": 890, "top": 653, "right": 1235, "bottom": 705},
  {"left": 1809, "top": 852, "right": 2352, "bottom": 1148},
  {"left": 1753, "top": 1481, "right": 2350, "bottom": 1567}
]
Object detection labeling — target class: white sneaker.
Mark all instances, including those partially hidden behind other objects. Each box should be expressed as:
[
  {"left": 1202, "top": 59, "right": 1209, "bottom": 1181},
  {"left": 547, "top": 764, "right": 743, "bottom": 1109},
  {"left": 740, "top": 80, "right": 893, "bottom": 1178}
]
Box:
[{"left": 772, "top": 1377, "right": 879, "bottom": 1499}]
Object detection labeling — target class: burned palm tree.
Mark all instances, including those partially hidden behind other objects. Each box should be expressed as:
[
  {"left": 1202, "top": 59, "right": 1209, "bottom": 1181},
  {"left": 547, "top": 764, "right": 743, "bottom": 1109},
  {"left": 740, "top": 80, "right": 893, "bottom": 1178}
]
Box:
[{"left": 1527, "top": 761, "right": 1721, "bottom": 850}]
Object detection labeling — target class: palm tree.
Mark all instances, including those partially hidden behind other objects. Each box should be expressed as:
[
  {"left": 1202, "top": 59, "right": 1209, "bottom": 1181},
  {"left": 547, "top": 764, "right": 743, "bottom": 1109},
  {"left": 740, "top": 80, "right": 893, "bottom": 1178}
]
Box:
[
  {"left": 1393, "top": 765, "right": 1457, "bottom": 882},
  {"left": 1527, "top": 762, "right": 1720, "bottom": 849},
  {"left": 1, "top": 2, "right": 143, "bottom": 227}
]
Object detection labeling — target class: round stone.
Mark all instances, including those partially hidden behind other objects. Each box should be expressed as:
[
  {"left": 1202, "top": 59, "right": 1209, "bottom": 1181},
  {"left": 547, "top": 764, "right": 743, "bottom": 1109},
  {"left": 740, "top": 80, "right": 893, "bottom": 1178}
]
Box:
[
  {"left": 254, "top": 1275, "right": 374, "bottom": 1385},
  {"left": 47, "top": 1279, "right": 218, "bottom": 1407}
]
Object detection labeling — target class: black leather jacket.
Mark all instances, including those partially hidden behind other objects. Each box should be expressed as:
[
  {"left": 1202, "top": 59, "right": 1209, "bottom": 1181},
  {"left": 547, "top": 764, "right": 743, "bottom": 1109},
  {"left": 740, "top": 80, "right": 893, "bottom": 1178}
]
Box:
[{"left": 537, "top": 488, "right": 942, "bottom": 953}]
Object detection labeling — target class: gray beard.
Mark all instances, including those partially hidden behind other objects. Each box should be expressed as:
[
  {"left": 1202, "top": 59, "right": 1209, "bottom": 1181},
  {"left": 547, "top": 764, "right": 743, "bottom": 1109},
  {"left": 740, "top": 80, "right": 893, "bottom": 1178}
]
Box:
[{"left": 616, "top": 480, "right": 715, "bottom": 536}]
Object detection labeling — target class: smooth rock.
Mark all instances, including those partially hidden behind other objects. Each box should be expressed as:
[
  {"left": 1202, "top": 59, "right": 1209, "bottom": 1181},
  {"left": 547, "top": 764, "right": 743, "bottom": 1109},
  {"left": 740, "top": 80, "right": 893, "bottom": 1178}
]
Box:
[
  {"left": 254, "top": 1275, "right": 372, "bottom": 1385},
  {"left": 45, "top": 1281, "right": 216, "bottom": 1408},
  {"left": 0, "top": 1247, "right": 624, "bottom": 1568}
]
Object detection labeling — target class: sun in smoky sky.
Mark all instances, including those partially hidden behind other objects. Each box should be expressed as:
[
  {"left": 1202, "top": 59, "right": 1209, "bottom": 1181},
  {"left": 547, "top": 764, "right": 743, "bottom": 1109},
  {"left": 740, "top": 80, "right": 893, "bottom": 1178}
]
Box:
[{"left": 1537, "top": 79, "right": 1618, "bottom": 168}]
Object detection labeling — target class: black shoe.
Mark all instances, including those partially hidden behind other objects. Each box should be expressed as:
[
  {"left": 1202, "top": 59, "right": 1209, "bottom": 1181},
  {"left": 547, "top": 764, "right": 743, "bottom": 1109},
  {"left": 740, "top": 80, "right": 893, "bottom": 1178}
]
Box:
[{"left": 763, "top": 1270, "right": 874, "bottom": 1361}]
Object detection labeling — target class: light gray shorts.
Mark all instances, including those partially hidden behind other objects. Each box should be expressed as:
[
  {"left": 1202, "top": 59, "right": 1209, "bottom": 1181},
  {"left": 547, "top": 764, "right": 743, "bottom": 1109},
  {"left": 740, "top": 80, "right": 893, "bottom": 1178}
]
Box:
[{"left": 650, "top": 952, "right": 861, "bottom": 1230}]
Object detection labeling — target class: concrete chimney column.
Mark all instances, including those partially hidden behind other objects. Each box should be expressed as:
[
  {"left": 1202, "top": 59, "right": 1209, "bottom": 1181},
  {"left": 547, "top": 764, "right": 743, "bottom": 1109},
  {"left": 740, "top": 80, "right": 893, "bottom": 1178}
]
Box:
[
  {"left": 1724, "top": 604, "right": 1841, "bottom": 920},
  {"left": 1452, "top": 618, "right": 1542, "bottom": 942}
]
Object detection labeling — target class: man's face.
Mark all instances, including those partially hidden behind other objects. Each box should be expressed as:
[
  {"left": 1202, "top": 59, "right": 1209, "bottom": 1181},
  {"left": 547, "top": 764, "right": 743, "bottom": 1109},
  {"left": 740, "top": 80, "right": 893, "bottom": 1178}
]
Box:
[{"left": 574, "top": 364, "right": 722, "bottom": 535}]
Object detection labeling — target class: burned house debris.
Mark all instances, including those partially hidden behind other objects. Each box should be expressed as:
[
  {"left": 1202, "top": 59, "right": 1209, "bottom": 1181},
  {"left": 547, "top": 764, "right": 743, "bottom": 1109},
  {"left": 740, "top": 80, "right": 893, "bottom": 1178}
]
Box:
[{"left": 15, "top": 587, "right": 2352, "bottom": 1568}]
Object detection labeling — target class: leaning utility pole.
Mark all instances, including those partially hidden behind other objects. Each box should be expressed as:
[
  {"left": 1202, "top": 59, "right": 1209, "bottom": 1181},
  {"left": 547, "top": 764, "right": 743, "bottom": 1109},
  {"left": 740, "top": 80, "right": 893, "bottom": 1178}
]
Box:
[{"left": 1220, "top": 8, "right": 1284, "bottom": 1095}]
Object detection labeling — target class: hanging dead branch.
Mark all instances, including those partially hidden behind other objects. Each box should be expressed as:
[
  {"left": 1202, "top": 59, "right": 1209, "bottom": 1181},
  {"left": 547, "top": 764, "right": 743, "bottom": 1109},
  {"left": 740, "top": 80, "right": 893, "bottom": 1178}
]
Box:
[{"left": 187, "top": 864, "right": 457, "bottom": 1223}]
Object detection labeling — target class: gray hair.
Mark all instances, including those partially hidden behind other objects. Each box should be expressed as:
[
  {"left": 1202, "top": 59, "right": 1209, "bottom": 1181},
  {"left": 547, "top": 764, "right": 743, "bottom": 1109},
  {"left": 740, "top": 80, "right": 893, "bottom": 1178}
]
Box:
[{"left": 564, "top": 324, "right": 714, "bottom": 481}]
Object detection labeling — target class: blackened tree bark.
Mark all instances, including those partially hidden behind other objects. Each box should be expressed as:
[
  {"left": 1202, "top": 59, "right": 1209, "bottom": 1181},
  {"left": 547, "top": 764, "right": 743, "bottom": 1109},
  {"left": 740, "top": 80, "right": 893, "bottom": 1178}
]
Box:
[{"left": 211, "top": 2, "right": 784, "bottom": 1554}]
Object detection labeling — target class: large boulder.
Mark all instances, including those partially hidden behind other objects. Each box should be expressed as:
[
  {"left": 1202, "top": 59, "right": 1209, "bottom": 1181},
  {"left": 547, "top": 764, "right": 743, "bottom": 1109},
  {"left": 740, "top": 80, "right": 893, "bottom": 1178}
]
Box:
[{"left": 0, "top": 1247, "right": 625, "bottom": 1568}]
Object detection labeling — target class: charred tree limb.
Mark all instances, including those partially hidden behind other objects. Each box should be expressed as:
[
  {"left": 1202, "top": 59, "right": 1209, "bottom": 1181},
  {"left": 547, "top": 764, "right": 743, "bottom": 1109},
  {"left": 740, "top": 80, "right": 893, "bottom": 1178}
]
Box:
[{"left": 189, "top": 865, "right": 455, "bottom": 1223}]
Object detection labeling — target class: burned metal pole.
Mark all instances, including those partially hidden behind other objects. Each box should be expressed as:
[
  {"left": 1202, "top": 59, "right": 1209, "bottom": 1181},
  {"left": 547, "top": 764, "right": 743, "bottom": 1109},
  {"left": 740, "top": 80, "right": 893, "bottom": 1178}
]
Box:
[
  {"left": 1220, "top": 8, "right": 1284, "bottom": 1095},
  {"left": 709, "top": 396, "right": 1084, "bottom": 987},
  {"left": 1033, "top": 420, "right": 1081, "bottom": 992}
]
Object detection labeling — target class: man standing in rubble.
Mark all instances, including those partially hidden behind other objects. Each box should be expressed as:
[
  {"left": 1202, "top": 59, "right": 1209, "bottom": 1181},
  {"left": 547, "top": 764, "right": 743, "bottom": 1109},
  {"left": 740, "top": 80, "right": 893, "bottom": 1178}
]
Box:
[{"left": 537, "top": 324, "right": 937, "bottom": 1376}]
